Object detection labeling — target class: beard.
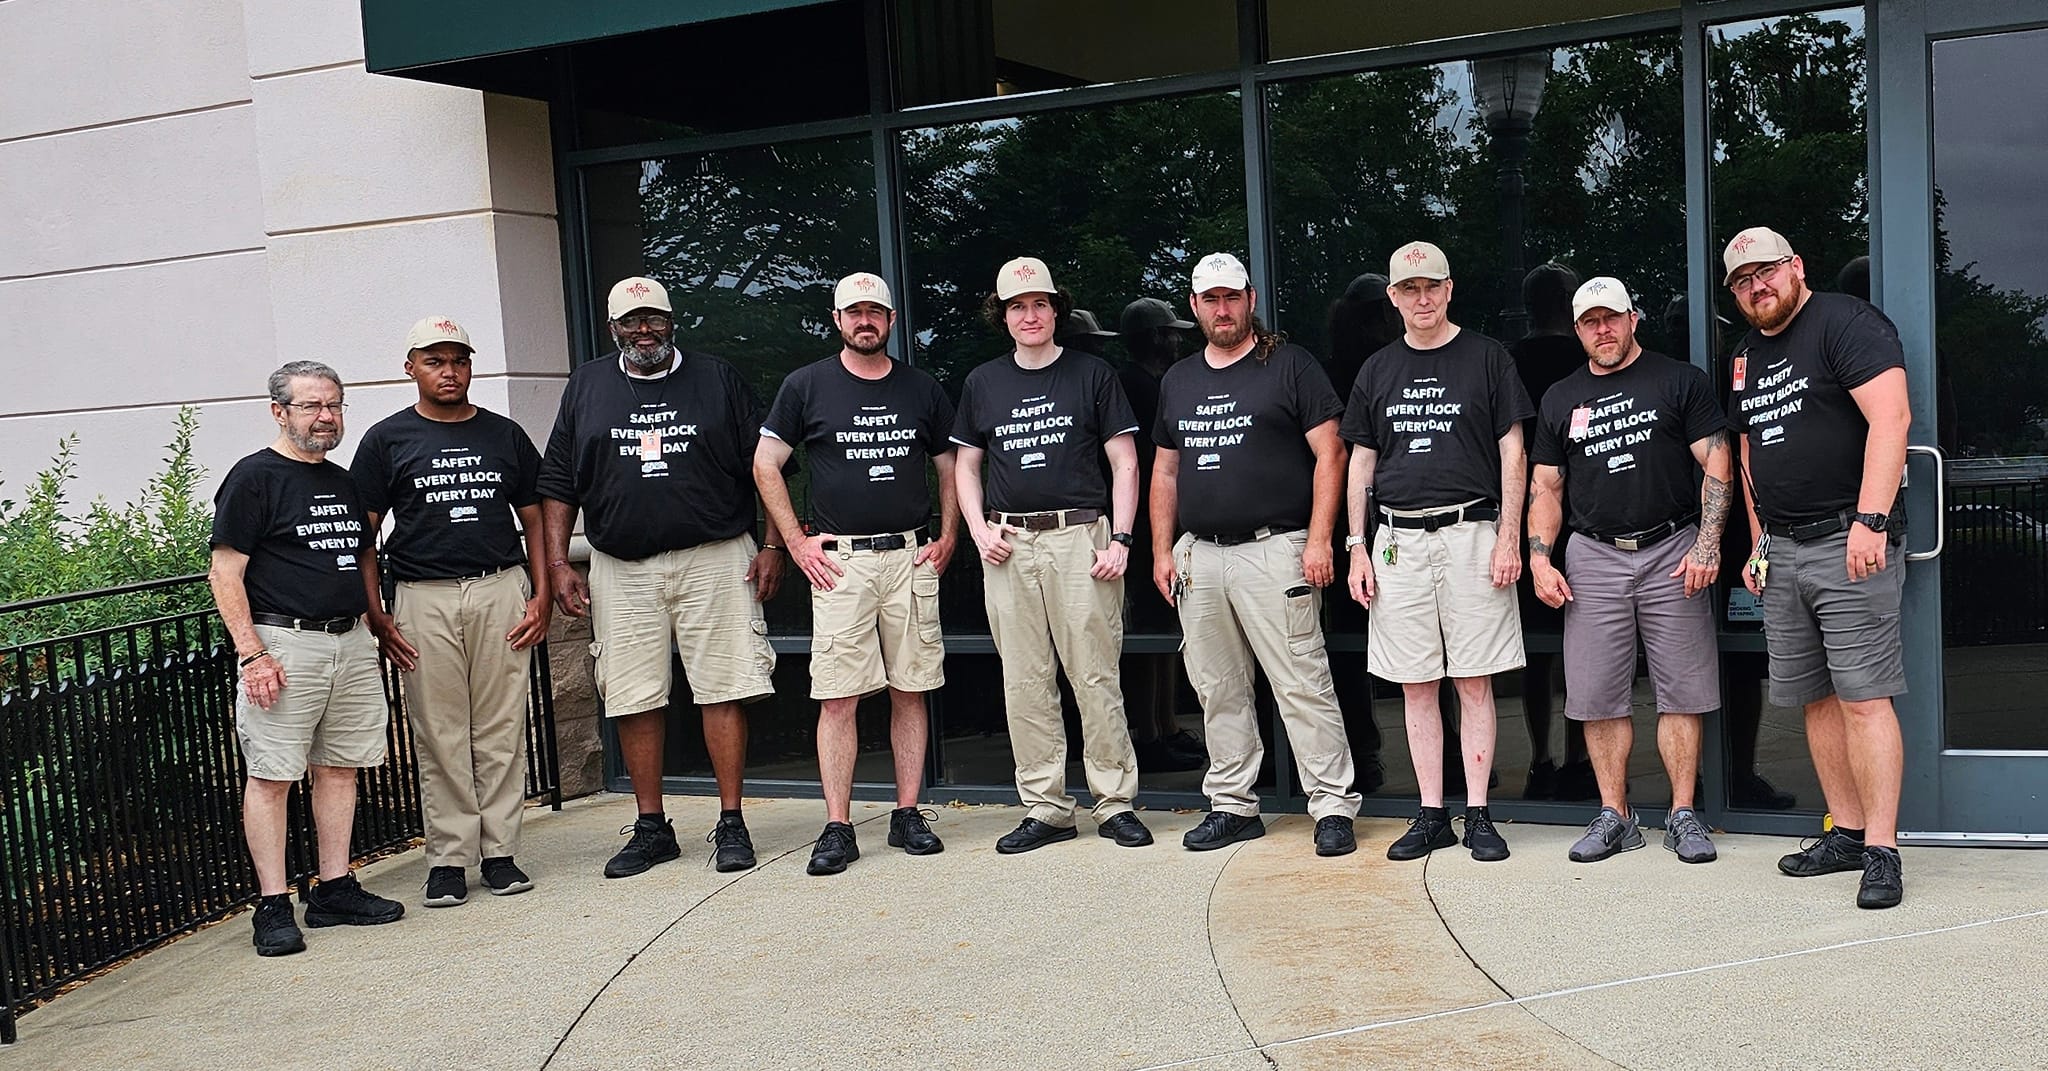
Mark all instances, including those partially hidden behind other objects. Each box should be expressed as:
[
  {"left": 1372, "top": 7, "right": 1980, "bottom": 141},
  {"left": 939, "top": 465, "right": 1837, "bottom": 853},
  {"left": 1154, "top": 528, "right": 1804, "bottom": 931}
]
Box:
[
  {"left": 288, "top": 425, "right": 341, "bottom": 453},
  {"left": 1203, "top": 318, "right": 1251, "bottom": 350},
  {"left": 622, "top": 338, "right": 676, "bottom": 371},
  {"left": 1741, "top": 278, "right": 1805, "bottom": 332},
  {"left": 843, "top": 329, "right": 888, "bottom": 356}
]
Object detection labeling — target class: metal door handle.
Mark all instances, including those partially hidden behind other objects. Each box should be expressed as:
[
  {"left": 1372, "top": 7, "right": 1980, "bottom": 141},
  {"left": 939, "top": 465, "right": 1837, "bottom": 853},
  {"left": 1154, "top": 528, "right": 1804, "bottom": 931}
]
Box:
[{"left": 1906, "top": 443, "right": 1945, "bottom": 562}]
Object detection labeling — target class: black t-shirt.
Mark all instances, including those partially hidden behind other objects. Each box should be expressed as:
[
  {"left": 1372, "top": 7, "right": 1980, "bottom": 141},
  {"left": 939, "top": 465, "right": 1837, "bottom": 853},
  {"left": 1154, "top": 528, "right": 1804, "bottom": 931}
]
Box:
[
  {"left": 1726, "top": 292, "right": 1905, "bottom": 524},
  {"left": 535, "top": 351, "right": 762, "bottom": 560},
  {"left": 1155, "top": 343, "right": 1343, "bottom": 534},
  {"left": 352, "top": 406, "right": 542, "bottom": 581},
  {"left": 1340, "top": 329, "right": 1535, "bottom": 510},
  {"left": 1531, "top": 350, "right": 1725, "bottom": 535},
  {"left": 210, "top": 449, "right": 369, "bottom": 619},
  {"left": 950, "top": 349, "right": 1138, "bottom": 513},
  {"left": 761, "top": 355, "right": 955, "bottom": 535}
]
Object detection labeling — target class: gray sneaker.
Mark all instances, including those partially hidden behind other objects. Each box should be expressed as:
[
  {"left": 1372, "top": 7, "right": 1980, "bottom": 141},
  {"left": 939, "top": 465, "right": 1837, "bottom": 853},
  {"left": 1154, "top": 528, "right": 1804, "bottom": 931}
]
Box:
[
  {"left": 1568, "top": 807, "right": 1644, "bottom": 862},
  {"left": 1663, "top": 808, "right": 1718, "bottom": 863}
]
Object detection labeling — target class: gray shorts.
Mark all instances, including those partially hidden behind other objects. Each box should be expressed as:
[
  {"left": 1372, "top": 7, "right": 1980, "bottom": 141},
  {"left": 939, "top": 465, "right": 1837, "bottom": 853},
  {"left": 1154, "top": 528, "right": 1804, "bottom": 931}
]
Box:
[
  {"left": 1761, "top": 529, "right": 1907, "bottom": 707},
  {"left": 1561, "top": 526, "right": 1720, "bottom": 720}
]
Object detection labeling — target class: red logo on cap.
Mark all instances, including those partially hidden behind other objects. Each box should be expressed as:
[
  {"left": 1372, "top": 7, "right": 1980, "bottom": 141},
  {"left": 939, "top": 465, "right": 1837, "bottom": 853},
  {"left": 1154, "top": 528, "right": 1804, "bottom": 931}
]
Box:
[
  {"left": 856, "top": 276, "right": 876, "bottom": 292},
  {"left": 1013, "top": 264, "right": 1038, "bottom": 281},
  {"left": 434, "top": 319, "right": 458, "bottom": 332},
  {"left": 627, "top": 282, "right": 651, "bottom": 297},
  {"left": 1732, "top": 234, "right": 1755, "bottom": 255},
  {"left": 1404, "top": 246, "right": 1429, "bottom": 265}
]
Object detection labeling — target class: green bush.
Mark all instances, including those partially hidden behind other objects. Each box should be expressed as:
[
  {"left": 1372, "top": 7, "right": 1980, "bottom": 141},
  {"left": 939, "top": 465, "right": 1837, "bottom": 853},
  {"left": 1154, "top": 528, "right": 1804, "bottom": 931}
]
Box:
[{"left": 0, "top": 406, "right": 215, "bottom": 650}]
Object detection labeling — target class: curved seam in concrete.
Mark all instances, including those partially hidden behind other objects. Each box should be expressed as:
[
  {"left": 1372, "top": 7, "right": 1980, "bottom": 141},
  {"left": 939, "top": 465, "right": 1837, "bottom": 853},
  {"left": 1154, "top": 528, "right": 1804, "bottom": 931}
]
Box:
[
  {"left": 536, "top": 813, "right": 890, "bottom": 1070},
  {"left": 1199, "top": 839, "right": 1282, "bottom": 1070},
  {"left": 1420, "top": 850, "right": 1631, "bottom": 1069}
]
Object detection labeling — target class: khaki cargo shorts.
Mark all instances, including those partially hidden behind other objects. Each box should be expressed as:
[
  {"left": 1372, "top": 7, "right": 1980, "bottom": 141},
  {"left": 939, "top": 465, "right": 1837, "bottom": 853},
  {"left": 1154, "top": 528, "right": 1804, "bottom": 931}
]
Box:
[
  {"left": 808, "top": 539, "right": 944, "bottom": 700},
  {"left": 588, "top": 535, "right": 777, "bottom": 714},
  {"left": 235, "top": 622, "right": 389, "bottom": 780}
]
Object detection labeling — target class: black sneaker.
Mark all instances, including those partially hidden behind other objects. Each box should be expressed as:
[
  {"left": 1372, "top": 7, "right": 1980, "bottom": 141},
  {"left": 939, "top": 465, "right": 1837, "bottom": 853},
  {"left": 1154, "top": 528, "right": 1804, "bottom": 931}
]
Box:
[
  {"left": 996, "top": 818, "right": 1078, "bottom": 854},
  {"left": 1387, "top": 809, "right": 1456, "bottom": 861},
  {"left": 1313, "top": 815, "right": 1357, "bottom": 857},
  {"left": 807, "top": 822, "right": 860, "bottom": 876},
  {"left": 1857, "top": 845, "right": 1904, "bottom": 909},
  {"left": 304, "top": 873, "right": 405, "bottom": 927},
  {"left": 422, "top": 865, "right": 467, "bottom": 907},
  {"left": 604, "top": 816, "right": 682, "bottom": 878},
  {"left": 1777, "top": 828, "right": 1865, "bottom": 877},
  {"left": 1181, "top": 810, "right": 1266, "bottom": 851},
  {"left": 480, "top": 856, "right": 533, "bottom": 896},
  {"left": 1463, "top": 807, "right": 1510, "bottom": 862},
  {"left": 1097, "top": 811, "right": 1155, "bottom": 847},
  {"left": 708, "top": 812, "right": 756, "bottom": 872},
  {"left": 251, "top": 893, "right": 305, "bottom": 957},
  {"left": 888, "top": 807, "right": 945, "bottom": 855}
]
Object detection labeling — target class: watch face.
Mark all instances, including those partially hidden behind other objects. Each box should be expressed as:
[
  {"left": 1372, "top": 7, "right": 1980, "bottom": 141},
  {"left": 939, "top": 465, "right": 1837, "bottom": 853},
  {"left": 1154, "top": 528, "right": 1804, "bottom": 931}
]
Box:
[{"left": 1858, "top": 512, "right": 1888, "bottom": 531}]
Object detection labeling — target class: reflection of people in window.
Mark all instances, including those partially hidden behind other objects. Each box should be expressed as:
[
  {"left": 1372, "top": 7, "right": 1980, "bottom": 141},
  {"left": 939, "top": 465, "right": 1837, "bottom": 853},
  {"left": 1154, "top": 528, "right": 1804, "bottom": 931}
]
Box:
[{"left": 1509, "top": 263, "right": 1589, "bottom": 801}]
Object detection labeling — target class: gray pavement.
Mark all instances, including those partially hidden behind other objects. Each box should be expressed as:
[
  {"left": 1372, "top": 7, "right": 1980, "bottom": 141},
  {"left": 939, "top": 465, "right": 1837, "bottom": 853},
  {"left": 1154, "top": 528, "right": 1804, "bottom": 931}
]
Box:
[{"left": 3, "top": 793, "right": 2043, "bottom": 1070}]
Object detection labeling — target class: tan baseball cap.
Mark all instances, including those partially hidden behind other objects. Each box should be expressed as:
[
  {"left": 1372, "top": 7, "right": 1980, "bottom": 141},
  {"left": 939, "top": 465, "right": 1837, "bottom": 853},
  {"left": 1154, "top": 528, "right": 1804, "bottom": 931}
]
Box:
[
  {"left": 995, "top": 256, "right": 1056, "bottom": 300},
  {"left": 1571, "top": 277, "right": 1634, "bottom": 322},
  {"left": 1190, "top": 252, "right": 1251, "bottom": 293},
  {"left": 404, "top": 316, "right": 472, "bottom": 353},
  {"left": 1721, "top": 226, "right": 1796, "bottom": 285},
  {"left": 1389, "top": 241, "right": 1451, "bottom": 284},
  {"left": 833, "top": 272, "right": 893, "bottom": 311},
  {"left": 607, "top": 276, "right": 673, "bottom": 319}
]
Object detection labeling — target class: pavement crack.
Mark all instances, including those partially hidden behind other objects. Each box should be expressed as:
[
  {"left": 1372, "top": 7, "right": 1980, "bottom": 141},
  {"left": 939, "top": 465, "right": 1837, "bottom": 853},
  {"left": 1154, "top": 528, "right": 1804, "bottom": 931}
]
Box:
[
  {"left": 535, "top": 816, "right": 880, "bottom": 1071},
  {"left": 1198, "top": 841, "right": 1280, "bottom": 1069}
]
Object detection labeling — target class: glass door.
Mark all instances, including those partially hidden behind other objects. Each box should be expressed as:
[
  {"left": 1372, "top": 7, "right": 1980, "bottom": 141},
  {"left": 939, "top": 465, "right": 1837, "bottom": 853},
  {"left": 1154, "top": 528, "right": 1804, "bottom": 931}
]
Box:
[{"left": 1878, "top": 0, "right": 2048, "bottom": 838}]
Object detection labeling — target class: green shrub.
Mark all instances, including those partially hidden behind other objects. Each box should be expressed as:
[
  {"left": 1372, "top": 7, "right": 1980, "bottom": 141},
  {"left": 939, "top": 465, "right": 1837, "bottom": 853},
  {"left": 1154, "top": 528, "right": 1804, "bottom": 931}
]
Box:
[{"left": 0, "top": 406, "right": 215, "bottom": 650}]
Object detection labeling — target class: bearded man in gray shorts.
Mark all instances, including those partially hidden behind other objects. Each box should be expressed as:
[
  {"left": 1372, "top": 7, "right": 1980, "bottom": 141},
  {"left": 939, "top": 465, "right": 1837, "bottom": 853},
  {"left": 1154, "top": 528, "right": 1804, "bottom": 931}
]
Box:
[{"left": 1527, "top": 278, "right": 1732, "bottom": 865}]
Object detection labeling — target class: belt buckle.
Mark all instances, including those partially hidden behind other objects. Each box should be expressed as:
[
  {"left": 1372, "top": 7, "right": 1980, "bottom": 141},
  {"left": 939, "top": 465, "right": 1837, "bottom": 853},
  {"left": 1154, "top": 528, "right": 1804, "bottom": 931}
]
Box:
[
  {"left": 1421, "top": 514, "right": 1445, "bottom": 533},
  {"left": 1614, "top": 536, "right": 1640, "bottom": 552}
]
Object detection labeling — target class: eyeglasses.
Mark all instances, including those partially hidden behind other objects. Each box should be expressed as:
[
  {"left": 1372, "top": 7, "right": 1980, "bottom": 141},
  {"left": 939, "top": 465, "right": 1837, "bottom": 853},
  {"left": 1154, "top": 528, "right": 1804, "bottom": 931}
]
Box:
[
  {"left": 614, "top": 314, "right": 672, "bottom": 331},
  {"left": 285, "top": 402, "right": 347, "bottom": 415},
  {"left": 1727, "top": 256, "right": 1794, "bottom": 293}
]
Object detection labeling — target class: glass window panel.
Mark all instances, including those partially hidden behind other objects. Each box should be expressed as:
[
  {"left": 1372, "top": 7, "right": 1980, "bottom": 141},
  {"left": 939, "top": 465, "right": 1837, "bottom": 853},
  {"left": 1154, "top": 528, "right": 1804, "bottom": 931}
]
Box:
[
  {"left": 1266, "top": 0, "right": 1675, "bottom": 62},
  {"left": 895, "top": 0, "right": 1238, "bottom": 107},
  {"left": 1931, "top": 27, "right": 2048, "bottom": 750},
  {"left": 1267, "top": 33, "right": 1683, "bottom": 802},
  {"left": 582, "top": 137, "right": 880, "bottom": 644},
  {"left": 1706, "top": 7, "right": 1864, "bottom": 810}
]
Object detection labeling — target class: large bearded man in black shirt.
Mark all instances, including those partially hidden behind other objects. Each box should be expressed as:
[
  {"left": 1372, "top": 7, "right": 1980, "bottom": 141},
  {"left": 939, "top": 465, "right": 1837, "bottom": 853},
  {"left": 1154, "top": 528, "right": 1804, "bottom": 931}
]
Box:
[
  {"left": 539, "top": 277, "right": 785, "bottom": 879},
  {"left": 1723, "top": 227, "right": 1913, "bottom": 910}
]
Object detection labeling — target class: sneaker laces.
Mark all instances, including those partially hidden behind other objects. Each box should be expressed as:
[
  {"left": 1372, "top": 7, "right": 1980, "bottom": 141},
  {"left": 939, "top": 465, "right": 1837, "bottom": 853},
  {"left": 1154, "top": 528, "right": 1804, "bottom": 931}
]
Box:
[
  {"left": 1465, "top": 810, "right": 1500, "bottom": 841},
  {"left": 1586, "top": 809, "right": 1627, "bottom": 841},
  {"left": 317, "top": 875, "right": 376, "bottom": 909},
  {"left": 1864, "top": 846, "right": 1903, "bottom": 887},
  {"left": 815, "top": 824, "right": 856, "bottom": 856},
  {"left": 709, "top": 817, "right": 752, "bottom": 851},
  {"left": 895, "top": 807, "right": 937, "bottom": 833},
  {"left": 1315, "top": 815, "right": 1350, "bottom": 834},
  {"left": 617, "top": 821, "right": 669, "bottom": 855}
]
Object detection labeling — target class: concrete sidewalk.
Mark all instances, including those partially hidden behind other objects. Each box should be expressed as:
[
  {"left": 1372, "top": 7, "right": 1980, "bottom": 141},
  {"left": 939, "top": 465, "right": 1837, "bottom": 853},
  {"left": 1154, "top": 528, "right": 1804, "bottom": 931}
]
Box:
[{"left": 4, "top": 793, "right": 2043, "bottom": 1070}]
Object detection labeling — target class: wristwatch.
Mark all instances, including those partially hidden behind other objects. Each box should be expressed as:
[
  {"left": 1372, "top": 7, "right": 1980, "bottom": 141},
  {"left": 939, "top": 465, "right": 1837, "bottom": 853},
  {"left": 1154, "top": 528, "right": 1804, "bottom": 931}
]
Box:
[
  {"left": 1852, "top": 511, "right": 1890, "bottom": 532},
  {"left": 1344, "top": 535, "right": 1366, "bottom": 549},
  {"left": 1109, "top": 531, "right": 1135, "bottom": 547}
]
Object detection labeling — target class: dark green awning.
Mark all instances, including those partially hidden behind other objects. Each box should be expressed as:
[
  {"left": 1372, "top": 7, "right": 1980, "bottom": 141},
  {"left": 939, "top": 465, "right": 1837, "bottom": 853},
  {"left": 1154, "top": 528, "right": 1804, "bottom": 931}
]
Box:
[{"left": 361, "top": 0, "right": 833, "bottom": 73}]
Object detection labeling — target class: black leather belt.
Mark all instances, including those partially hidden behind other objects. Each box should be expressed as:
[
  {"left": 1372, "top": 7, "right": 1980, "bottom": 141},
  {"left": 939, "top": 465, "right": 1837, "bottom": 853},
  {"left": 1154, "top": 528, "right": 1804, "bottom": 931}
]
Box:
[
  {"left": 1194, "top": 526, "right": 1284, "bottom": 546},
  {"left": 820, "top": 531, "right": 929, "bottom": 552},
  {"left": 1763, "top": 510, "right": 1852, "bottom": 543},
  {"left": 988, "top": 508, "right": 1101, "bottom": 531},
  {"left": 1583, "top": 514, "right": 1697, "bottom": 552},
  {"left": 405, "top": 563, "right": 516, "bottom": 582},
  {"left": 1383, "top": 504, "right": 1499, "bottom": 532},
  {"left": 252, "top": 613, "right": 356, "bottom": 634}
]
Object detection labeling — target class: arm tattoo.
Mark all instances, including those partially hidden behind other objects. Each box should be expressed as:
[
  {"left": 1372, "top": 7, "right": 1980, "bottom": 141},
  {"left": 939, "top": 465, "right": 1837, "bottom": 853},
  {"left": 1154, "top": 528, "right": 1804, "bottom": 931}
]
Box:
[
  {"left": 1692, "top": 472, "right": 1730, "bottom": 568},
  {"left": 1527, "top": 535, "right": 1552, "bottom": 558}
]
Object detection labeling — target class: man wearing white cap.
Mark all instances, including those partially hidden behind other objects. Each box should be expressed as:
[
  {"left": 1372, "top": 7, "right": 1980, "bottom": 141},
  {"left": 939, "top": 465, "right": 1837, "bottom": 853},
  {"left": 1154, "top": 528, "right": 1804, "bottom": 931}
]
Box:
[
  {"left": 1342, "top": 240, "right": 1534, "bottom": 863},
  {"left": 952, "top": 256, "right": 1153, "bottom": 853},
  {"left": 355, "top": 317, "right": 549, "bottom": 905},
  {"left": 1722, "top": 226, "right": 1912, "bottom": 909},
  {"left": 1525, "top": 279, "right": 1731, "bottom": 865},
  {"left": 1151, "top": 252, "right": 1363, "bottom": 855},
  {"left": 754, "top": 272, "right": 958, "bottom": 876},
  {"left": 538, "top": 276, "right": 784, "bottom": 878}
]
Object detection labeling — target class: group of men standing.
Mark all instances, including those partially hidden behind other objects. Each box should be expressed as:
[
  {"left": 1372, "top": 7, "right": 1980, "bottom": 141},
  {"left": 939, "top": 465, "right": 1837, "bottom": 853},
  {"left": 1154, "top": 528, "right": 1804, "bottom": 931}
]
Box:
[{"left": 208, "top": 223, "right": 1913, "bottom": 958}]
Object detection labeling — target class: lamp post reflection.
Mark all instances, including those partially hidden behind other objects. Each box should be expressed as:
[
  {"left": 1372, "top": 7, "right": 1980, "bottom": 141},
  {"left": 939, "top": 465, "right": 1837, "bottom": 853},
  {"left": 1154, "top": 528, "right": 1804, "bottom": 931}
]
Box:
[{"left": 1472, "top": 51, "right": 1550, "bottom": 341}]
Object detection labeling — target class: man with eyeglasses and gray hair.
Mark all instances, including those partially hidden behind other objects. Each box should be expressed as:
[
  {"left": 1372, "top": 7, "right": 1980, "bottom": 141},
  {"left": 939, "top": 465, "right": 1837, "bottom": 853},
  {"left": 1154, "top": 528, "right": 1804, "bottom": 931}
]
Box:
[
  {"left": 1722, "top": 226, "right": 1912, "bottom": 909},
  {"left": 538, "top": 276, "right": 785, "bottom": 881},
  {"left": 210, "top": 360, "right": 406, "bottom": 957}
]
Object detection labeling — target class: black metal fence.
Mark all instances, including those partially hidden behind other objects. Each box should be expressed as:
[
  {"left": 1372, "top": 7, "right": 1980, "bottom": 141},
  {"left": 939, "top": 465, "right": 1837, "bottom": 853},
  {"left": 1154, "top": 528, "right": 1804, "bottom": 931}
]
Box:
[{"left": 0, "top": 575, "right": 560, "bottom": 1044}]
